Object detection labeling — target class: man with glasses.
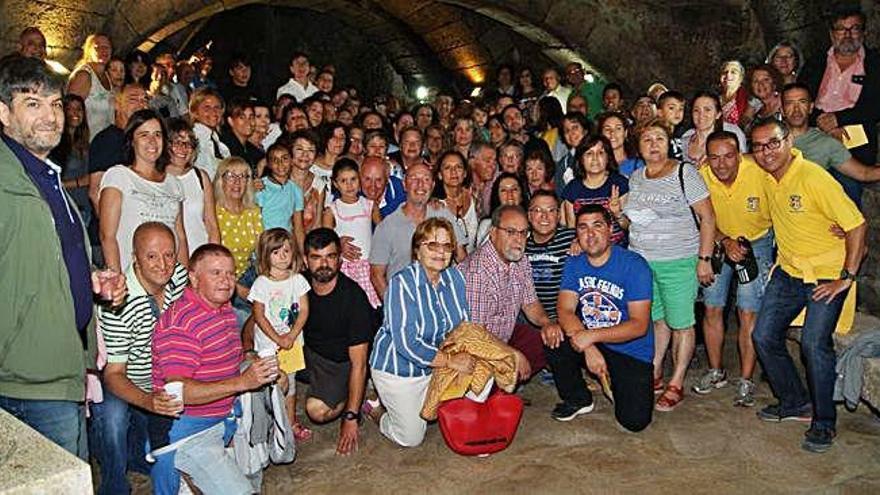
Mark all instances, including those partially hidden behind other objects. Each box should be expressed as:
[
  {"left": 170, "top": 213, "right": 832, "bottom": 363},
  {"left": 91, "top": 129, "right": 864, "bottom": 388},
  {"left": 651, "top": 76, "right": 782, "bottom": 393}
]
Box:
[
  {"left": 800, "top": 5, "right": 880, "bottom": 205},
  {"left": 461, "top": 205, "right": 560, "bottom": 381},
  {"left": 749, "top": 117, "right": 866, "bottom": 453}
]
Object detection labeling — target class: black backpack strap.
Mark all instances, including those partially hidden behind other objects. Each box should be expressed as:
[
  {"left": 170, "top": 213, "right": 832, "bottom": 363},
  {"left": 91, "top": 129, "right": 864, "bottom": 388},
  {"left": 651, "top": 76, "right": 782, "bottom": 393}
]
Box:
[{"left": 678, "top": 162, "right": 700, "bottom": 231}]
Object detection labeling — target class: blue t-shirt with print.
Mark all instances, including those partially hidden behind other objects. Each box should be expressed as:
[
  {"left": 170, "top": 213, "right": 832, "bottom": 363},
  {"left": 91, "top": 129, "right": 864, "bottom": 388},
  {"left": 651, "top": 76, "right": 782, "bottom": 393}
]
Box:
[{"left": 560, "top": 245, "right": 654, "bottom": 362}]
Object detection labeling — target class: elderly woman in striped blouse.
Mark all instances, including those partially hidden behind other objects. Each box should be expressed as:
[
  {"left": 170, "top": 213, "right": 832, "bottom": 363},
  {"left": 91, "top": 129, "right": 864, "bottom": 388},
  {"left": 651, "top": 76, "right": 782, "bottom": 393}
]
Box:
[{"left": 369, "top": 217, "right": 473, "bottom": 447}]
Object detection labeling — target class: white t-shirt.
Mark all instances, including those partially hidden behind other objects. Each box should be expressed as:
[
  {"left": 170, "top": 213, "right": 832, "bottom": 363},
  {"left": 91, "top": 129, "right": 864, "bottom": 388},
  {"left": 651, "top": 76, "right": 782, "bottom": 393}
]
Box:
[
  {"left": 99, "top": 165, "right": 184, "bottom": 269},
  {"left": 176, "top": 167, "right": 209, "bottom": 255},
  {"left": 247, "top": 273, "right": 311, "bottom": 353},
  {"left": 330, "top": 197, "right": 373, "bottom": 258}
]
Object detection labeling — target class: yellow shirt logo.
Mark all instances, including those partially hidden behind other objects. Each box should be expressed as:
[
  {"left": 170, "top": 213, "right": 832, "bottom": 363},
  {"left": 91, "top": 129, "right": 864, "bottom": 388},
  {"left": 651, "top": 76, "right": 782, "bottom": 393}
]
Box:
[
  {"left": 788, "top": 194, "right": 803, "bottom": 212},
  {"left": 746, "top": 197, "right": 759, "bottom": 212}
]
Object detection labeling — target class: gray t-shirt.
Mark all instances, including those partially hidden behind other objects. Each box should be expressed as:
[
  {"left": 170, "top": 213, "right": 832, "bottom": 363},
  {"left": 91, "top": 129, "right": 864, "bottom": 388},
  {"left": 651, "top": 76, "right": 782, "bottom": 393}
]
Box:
[
  {"left": 793, "top": 128, "right": 851, "bottom": 171},
  {"left": 624, "top": 163, "right": 709, "bottom": 261},
  {"left": 369, "top": 204, "right": 465, "bottom": 278}
]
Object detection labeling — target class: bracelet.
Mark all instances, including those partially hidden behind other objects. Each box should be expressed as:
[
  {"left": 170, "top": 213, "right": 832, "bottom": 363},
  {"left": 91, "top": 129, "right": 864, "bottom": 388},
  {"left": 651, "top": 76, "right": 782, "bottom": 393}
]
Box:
[{"left": 698, "top": 255, "right": 712, "bottom": 262}]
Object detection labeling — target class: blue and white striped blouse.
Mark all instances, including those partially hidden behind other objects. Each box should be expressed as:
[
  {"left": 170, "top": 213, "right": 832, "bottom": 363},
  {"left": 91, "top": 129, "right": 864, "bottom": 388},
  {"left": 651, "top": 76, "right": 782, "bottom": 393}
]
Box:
[{"left": 369, "top": 262, "right": 470, "bottom": 377}]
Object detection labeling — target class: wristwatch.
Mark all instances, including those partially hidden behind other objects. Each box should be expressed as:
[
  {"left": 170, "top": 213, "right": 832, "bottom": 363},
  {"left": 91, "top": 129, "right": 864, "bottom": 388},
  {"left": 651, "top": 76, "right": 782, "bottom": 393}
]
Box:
[
  {"left": 840, "top": 269, "right": 856, "bottom": 281},
  {"left": 342, "top": 410, "right": 361, "bottom": 422}
]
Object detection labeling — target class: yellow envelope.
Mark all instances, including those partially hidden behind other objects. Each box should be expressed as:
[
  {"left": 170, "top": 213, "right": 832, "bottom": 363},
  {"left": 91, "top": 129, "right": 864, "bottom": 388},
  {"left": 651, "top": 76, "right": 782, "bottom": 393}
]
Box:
[
  {"left": 843, "top": 125, "right": 868, "bottom": 149},
  {"left": 279, "top": 343, "right": 306, "bottom": 373}
]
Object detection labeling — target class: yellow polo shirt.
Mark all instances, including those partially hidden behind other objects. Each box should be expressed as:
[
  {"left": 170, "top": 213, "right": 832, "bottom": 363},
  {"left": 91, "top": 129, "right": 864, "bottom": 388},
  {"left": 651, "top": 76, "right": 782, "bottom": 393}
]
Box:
[
  {"left": 763, "top": 149, "right": 864, "bottom": 281},
  {"left": 700, "top": 156, "right": 772, "bottom": 241}
]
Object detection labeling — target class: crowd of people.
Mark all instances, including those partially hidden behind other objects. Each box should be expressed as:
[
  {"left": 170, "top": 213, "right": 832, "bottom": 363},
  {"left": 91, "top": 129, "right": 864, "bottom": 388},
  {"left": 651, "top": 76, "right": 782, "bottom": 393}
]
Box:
[{"left": 0, "top": 4, "right": 875, "bottom": 493}]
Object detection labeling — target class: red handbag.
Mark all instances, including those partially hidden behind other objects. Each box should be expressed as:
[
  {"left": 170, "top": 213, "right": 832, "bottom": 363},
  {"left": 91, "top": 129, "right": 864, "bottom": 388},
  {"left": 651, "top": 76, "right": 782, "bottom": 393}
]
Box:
[{"left": 436, "top": 390, "right": 524, "bottom": 456}]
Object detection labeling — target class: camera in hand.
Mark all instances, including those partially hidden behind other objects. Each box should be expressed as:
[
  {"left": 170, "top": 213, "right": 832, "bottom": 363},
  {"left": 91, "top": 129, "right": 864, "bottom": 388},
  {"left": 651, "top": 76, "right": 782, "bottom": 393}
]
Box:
[{"left": 732, "top": 237, "right": 758, "bottom": 284}]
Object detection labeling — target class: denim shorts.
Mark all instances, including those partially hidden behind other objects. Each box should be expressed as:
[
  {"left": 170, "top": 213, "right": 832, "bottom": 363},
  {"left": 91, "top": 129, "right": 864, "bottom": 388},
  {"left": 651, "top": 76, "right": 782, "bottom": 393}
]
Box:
[{"left": 702, "top": 231, "right": 775, "bottom": 312}]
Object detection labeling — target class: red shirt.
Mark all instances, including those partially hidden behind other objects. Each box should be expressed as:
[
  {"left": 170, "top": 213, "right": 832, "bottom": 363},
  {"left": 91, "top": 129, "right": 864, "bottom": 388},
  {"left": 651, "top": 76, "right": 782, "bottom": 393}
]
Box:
[{"left": 152, "top": 287, "right": 242, "bottom": 418}]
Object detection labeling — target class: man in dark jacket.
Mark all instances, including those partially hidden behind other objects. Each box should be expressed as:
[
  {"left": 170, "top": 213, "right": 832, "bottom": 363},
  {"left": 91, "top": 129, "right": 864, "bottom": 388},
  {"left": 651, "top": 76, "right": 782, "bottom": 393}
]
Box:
[
  {"left": 800, "top": 5, "right": 880, "bottom": 205},
  {"left": 0, "top": 56, "right": 124, "bottom": 458}
]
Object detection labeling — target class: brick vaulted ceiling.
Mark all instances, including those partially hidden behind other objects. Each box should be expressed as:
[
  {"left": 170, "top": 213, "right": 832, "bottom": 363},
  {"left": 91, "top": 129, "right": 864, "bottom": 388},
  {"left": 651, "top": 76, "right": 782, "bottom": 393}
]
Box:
[{"left": 0, "top": 0, "right": 868, "bottom": 94}]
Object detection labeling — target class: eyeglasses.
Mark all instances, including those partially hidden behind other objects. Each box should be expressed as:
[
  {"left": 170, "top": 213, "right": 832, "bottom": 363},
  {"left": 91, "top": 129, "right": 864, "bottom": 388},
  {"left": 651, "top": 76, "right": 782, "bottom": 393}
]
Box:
[
  {"left": 751, "top": 133, "right": 787, "bottom": 154},
  {"left": 223, "top": 172, "right": 251, "bottom": 182},
  {"left": 421, "top": 241, "right": 455, "bottom": 253},
  {"left": 832, "top": 24, "right": 864, "bottom": 35},
  {"left": 496, "top": 226, "right": 529, "bottom": 238},
  {"left": 171, "top": 140, "right": 195, "bottom": 149}
]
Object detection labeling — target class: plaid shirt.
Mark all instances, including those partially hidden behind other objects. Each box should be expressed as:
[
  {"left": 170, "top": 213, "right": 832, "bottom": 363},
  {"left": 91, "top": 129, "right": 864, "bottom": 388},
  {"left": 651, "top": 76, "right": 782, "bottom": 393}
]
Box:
[{"left": 460, "top": 241, "right": 538, "bottom": 342}]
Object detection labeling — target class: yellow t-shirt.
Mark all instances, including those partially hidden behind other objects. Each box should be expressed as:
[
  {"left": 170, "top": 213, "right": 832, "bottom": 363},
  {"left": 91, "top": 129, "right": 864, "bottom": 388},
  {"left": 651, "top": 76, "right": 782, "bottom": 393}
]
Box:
[
  {"left": 763, "top": 149, "right": 864, "bottom": 281},
  {"left": 700, "top": 156, "right": 772, "bottom": 241},
  {"left": 217, "top": 206, "right": 264, "bottom": 278}
]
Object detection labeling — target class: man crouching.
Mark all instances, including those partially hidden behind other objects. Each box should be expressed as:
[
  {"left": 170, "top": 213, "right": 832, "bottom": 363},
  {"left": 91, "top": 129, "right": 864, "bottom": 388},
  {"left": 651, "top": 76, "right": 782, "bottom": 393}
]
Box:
[{"left": 150, "top": 244, "right": 277, "bottom": 494}]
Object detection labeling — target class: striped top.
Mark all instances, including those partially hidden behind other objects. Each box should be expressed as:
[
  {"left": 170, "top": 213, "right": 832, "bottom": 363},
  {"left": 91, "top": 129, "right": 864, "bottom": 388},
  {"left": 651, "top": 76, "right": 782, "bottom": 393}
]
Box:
[
  {"left": 152, "top": 287, "right": 242, "bottom": 418},
  {"left": 370, "top": 263, "right": 469, "bottom": 377},
  {"left": 100, "top": 263, "right": 189, "bottom": 391},
  {"left": 525, "top": 227, "right": 576, "bottom": 321}
]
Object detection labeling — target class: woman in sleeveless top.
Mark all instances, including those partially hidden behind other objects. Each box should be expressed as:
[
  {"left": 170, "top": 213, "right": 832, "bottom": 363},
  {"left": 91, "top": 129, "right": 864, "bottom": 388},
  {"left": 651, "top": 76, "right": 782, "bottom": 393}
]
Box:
[
  {"left": 165, "top": 118, "right": 220, "bottom": 254},
  {"left": 68, "top": 34, "right": 115, "bottom": 139},
  {"left": 433, "top": 151, "right": 478, "bottom": 253}
]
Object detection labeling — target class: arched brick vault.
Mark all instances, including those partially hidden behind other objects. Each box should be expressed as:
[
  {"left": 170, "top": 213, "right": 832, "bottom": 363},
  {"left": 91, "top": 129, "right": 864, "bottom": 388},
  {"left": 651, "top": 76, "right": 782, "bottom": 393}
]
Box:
[{"left": 1, "top": 0, "right": 878, "bottom": 94}]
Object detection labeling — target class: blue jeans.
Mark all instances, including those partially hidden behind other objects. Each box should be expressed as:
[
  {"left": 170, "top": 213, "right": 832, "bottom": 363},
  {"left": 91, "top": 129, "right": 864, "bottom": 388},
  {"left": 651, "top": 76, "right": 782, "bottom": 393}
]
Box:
[
  {"left": 89, "top": 389, "right": 151, "bottom": 494},
  {"left": 752, "top": 269, "right": 847, "bottom": 430},
  {"left": 152, "top": 415, "right": 248, "bottom": 495},
  {"left": 0, "top": 396, "right": 87, "bottom": 459}
]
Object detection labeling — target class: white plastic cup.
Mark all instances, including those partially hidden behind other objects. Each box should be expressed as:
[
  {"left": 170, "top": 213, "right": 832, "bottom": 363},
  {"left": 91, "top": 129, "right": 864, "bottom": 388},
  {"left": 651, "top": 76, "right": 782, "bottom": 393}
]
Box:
[
  {"left": 258, "top": 348, "right": 279, "bottom": 379},
  {"left": 164, "top": 381, "right": 184, "bottom": 403}
]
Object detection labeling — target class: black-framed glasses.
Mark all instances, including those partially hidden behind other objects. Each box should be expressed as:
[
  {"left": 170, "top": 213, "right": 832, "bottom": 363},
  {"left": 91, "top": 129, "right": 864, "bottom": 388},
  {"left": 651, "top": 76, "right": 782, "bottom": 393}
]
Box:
[{"left": 751, "top": 132, "right": 788, "bottom": 154}]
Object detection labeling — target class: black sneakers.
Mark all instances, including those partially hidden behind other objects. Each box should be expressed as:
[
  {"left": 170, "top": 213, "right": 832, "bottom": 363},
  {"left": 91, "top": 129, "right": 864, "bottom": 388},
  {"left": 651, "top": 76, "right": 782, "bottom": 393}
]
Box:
[
  {"left": 802, "top": 427, "right": 836, "bottom": 453},
  {"left": 550, "top": 400, "right": 595, "bottom": 422},
  {"left": 756, "top": 403, "right": 812, "bottom": 423}
]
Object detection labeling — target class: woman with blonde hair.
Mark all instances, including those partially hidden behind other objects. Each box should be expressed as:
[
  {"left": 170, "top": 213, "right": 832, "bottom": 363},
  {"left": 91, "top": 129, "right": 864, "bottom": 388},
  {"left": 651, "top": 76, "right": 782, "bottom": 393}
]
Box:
[
  {"left": 213, "top": 156, "right": 263, "bottom": 279},
  {"left": 68, "top": 34, "right": 115, "bottom": 139}
]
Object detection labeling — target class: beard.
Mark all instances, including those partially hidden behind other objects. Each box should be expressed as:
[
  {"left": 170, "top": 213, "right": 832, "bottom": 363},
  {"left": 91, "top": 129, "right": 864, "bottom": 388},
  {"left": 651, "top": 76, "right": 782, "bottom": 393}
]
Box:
[
  {"left": 835, "top": 38, "right": 861, "bottom": 55},
  {"left": 8, "top": 122, "right": 61, "bottom": 156},
  {"left": 503, "top": 246, "right": 524, "bottom": 263},
  {"left": 311, "top": 266, "right": 337, "bottom": 283}
]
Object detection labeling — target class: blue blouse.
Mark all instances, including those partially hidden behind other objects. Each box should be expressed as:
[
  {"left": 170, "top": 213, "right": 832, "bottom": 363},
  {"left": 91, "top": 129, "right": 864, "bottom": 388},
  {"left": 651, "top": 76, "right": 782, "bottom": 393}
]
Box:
[{"left": 369, "top": 262, "right": 470, "bottom": 377}]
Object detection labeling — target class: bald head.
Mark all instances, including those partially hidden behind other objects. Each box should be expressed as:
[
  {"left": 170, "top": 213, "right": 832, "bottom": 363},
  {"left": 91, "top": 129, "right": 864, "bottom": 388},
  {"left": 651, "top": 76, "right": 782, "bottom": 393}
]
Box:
[
  {"left": 132, "top": 222, "right": 177, "bottom": 288},
  {"left": 360, "top": 156, "right": 389, "bottom": 202},
  {"left": 133, "top": 222, "right": 175, "bottom": 254}
]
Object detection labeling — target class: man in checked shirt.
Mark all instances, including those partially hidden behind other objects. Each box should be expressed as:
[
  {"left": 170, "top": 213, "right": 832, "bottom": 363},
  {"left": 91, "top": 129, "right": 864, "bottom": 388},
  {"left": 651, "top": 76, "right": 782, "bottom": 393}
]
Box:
[{"left": 461, "top": 204, "right": 562, "bottom": 381}]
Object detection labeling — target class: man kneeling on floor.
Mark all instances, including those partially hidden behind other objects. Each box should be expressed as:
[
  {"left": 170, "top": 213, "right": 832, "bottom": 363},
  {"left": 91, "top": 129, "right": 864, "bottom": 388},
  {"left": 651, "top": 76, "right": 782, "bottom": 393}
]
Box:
[
  {"left": 548, "top": 204, "right": 654, "bottom": 431},
  {"left": 150, "top": 244, "right": 277, "bottom": 495}
]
